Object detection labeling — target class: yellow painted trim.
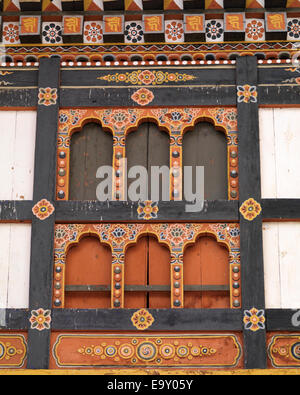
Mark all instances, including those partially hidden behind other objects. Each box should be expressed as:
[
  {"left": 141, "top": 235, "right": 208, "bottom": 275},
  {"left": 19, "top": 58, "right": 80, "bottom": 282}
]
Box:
[{"left": 0, "top": 368, "right": 300, "bottom": 375}]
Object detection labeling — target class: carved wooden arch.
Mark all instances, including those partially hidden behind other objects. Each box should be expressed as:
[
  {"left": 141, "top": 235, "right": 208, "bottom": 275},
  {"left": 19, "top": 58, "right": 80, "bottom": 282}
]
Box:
[
  {"left": 53, "top": 223, "right": 241, "bottom": 310},
  {"left": 56, "top": 107, "right": 238, "bottom": 201}
]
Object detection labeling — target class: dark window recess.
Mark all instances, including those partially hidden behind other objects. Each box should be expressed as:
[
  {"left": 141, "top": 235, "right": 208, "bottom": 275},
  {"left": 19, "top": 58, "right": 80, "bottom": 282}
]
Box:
[
  {"left": 69, "top": 122, "right": 113, "bottom": 200},
  {"left": 126, "top": 122, "right": 170, "bottom": 201},
  {"left": 124, "top": 236, "right": 171, "bottom": 309},
  {"left": 183, "top": 122, "right": 227, "bottom": 200}
]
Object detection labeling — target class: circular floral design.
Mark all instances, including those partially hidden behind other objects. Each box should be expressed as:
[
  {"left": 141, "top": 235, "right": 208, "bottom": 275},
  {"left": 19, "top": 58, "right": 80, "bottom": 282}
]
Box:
[
  {"left": 131, "top": 308, "right": 155, "bottom": 330},
  {"left": 131, "top": 88, "right": 154, "bottom": 106},
  {"left": 239, "top": 198, "right": 262, "bottom": 221},
  {"left": 38, "top": 87, "right": 58, "bottom": 106},
  {"left": 287, "top": 19, "right": 300, "bottom": 40},
  {"left": 245, "top": 20, "right": 265, "bottom": 41},
  {"left": 125, "top": 22, "right": 144, "bottom": 43},
  {"left": 105, "top": 346, "right": 117, "bottom": 357},
  {"left": 29, "top": 308, "right": 51, "bottom": 331},
  {"left": 3, "top": 23, "right": 19, "bottom": 44},
  {"left": 206, "top": 20, "right": 224, "bottom": 41},
  {"left": 160, "top": 344, "right": 175, "bottom": 359},
  {"left": 119, "top": 344, "right": 135, "bottom": 359},
  {"left": 137, "top": 342, "right": 157, "bottom": 361},
  {"left": 138, "top": 70, "right": 156, "bottom": 85},
  {"left": 32, "top": 199, "right": 55, "bottom": 220},
  {"left": 137, "top": 201, "right": 159, "bottom": 220},
  {"left": 237, "top": 84, "right": 258, "bottom": 103},
  {"left": 165, "top": 21, "right": 184, "bottom": 42},
  {"left": 243, "top": 307, "right": 265, "bottom": 332},
  {"left": 42, "top": 23, "right": 62, "bottom": 44},
  {"left": 84, "top": 22, "right": 103, "bottom": 43}
]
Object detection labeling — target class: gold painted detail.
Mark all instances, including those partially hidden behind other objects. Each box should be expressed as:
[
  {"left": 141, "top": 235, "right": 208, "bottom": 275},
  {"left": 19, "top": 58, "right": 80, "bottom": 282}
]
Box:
[
  {"left": 52, "top": 334, "right": 242, "bottom": 368},
  {"left": 0, "top": 335, "right": 27, "bottom": 368},
  {"left": 97, "top": 70, "right": 196, "bottom": 85}
]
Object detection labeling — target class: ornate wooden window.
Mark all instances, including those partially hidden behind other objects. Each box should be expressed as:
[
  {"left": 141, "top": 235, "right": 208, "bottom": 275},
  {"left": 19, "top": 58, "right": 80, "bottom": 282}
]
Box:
[
  {"left": 53, "top": 223, "right": 240, "bottom": 309},
  {"left": 56, "top": 107, "right": 239, "bottom": 201}
]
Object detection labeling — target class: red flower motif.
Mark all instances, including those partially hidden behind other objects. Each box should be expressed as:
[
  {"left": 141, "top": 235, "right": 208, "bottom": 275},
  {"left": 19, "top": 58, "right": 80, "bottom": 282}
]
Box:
[
  {"left": 165, "top": 21, "right": 184, "bottom": 42},
  {"left": 245, "top": 20, "right": 264, "bottom": 41},
  {"left": 131, "top": 88, "right": 154, "bottom": 106},
  {"left": 84, "top": 22, "right": 103, "bottom": 43},
  {"left": 3, "top": 23, "right": 19, "bottom": 44},
  {"left": 138, "top": 70, "right": 156, "bottom": 85}
]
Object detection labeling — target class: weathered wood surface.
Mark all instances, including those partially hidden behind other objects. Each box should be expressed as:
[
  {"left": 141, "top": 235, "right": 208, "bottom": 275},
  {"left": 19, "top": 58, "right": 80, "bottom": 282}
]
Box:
[
  {"left": 263, "top": 222, "right": 300, "bottom": 309},
  {"left": 0, "top": 224, "right": 31, "bottom": 308},
  {"left": 259, "top": 108, "right": 300, "bottom": 199}
]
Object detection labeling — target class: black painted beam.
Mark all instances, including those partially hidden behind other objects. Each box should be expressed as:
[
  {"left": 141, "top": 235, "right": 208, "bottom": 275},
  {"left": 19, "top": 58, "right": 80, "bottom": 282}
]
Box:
[
  {"left": 51, "top": 309, "right": 243, "bottom": 331},
  {"left": 237, "top": 56, "right": 267, "bottom": 369},
  {"left": 55, "top": 200, "right": 239, "bottom": 222},
  {"left": 26, "top": 58, "right": 61, "bottom": 369},
  {"left": 0, "top": 201, "right": 33, "bottom": 221},
  {"left": 262, "top": 199, "right": 300, "bottom": 220}
]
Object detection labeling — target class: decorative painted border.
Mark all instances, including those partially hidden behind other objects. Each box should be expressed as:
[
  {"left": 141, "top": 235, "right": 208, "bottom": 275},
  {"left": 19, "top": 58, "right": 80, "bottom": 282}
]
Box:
[
  {"left": 51, "top": 333, "right": 242, "bottom": 369},
  {"left": 56, "top": 106, "right": 239, "bottom": 202},
  {"left": 268, "top": 334, "right": 300, "bottom": 368},
  {"left": 53, "top": 222, "right": 241, "bottom": 309}
]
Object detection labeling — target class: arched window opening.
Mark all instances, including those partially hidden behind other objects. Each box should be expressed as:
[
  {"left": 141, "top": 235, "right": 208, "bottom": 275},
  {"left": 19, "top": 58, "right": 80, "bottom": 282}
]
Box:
[
  {"left": 124, "top": 235, "right": 171, "bottom": 308},
  {"left": 64, "top": 235, "right": 112, "bottom": 308},
  {"left": 126, "top": 122, "right": 170, "bottom": 201},
  {"left": 184, "top": 235, "right": 230, "bottom": 308},
  {"left": 183, "top": 122, "right": 227, "bottom": 200},
  {"left": 69, "top": 122, "right": 113, "bottom": 201}
]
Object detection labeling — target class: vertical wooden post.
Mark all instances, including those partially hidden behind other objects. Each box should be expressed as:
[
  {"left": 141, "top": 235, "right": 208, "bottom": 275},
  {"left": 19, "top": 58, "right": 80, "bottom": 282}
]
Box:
[
  {"left": 236, "top": 56, "right": 267, "bottom": 369},
  {"left": 27, "top": 58, "right": 60, "bottom": 369}
]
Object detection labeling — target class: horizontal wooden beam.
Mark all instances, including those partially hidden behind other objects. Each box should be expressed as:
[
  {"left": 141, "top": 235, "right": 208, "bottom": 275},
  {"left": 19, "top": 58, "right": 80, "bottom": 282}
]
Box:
[
  {"left": 51, "top": 308, "right": 243, "bottom": 331},
  {"left": 262, "top": 199, "right": 300, "bottom": 220},
  {"left": 55, "top": 200, "right": 239, "bottom": 222}
]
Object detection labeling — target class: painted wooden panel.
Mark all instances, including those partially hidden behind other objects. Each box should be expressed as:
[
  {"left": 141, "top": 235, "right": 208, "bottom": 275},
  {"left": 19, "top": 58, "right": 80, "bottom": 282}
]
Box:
[
  {"left": 0, "top": 111, "right": 36, "bottom": 200},
  {"left": 184, "top": 235, "right": 230, "bottom": 308},
  {"left": 259, "top": 108, "right": 300, "bottom": 198},
  {"left": 263, "top": 222, "right": 300, "bottom": 309},
  {"left": 124, "top": 236, "right": 170, "bottom": 308},
  {"left": 0, "top": 224, "right": 31, "bottom": 308},
  {"left": 65, "top": 235, "right": 111, "bottom": 308}
]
